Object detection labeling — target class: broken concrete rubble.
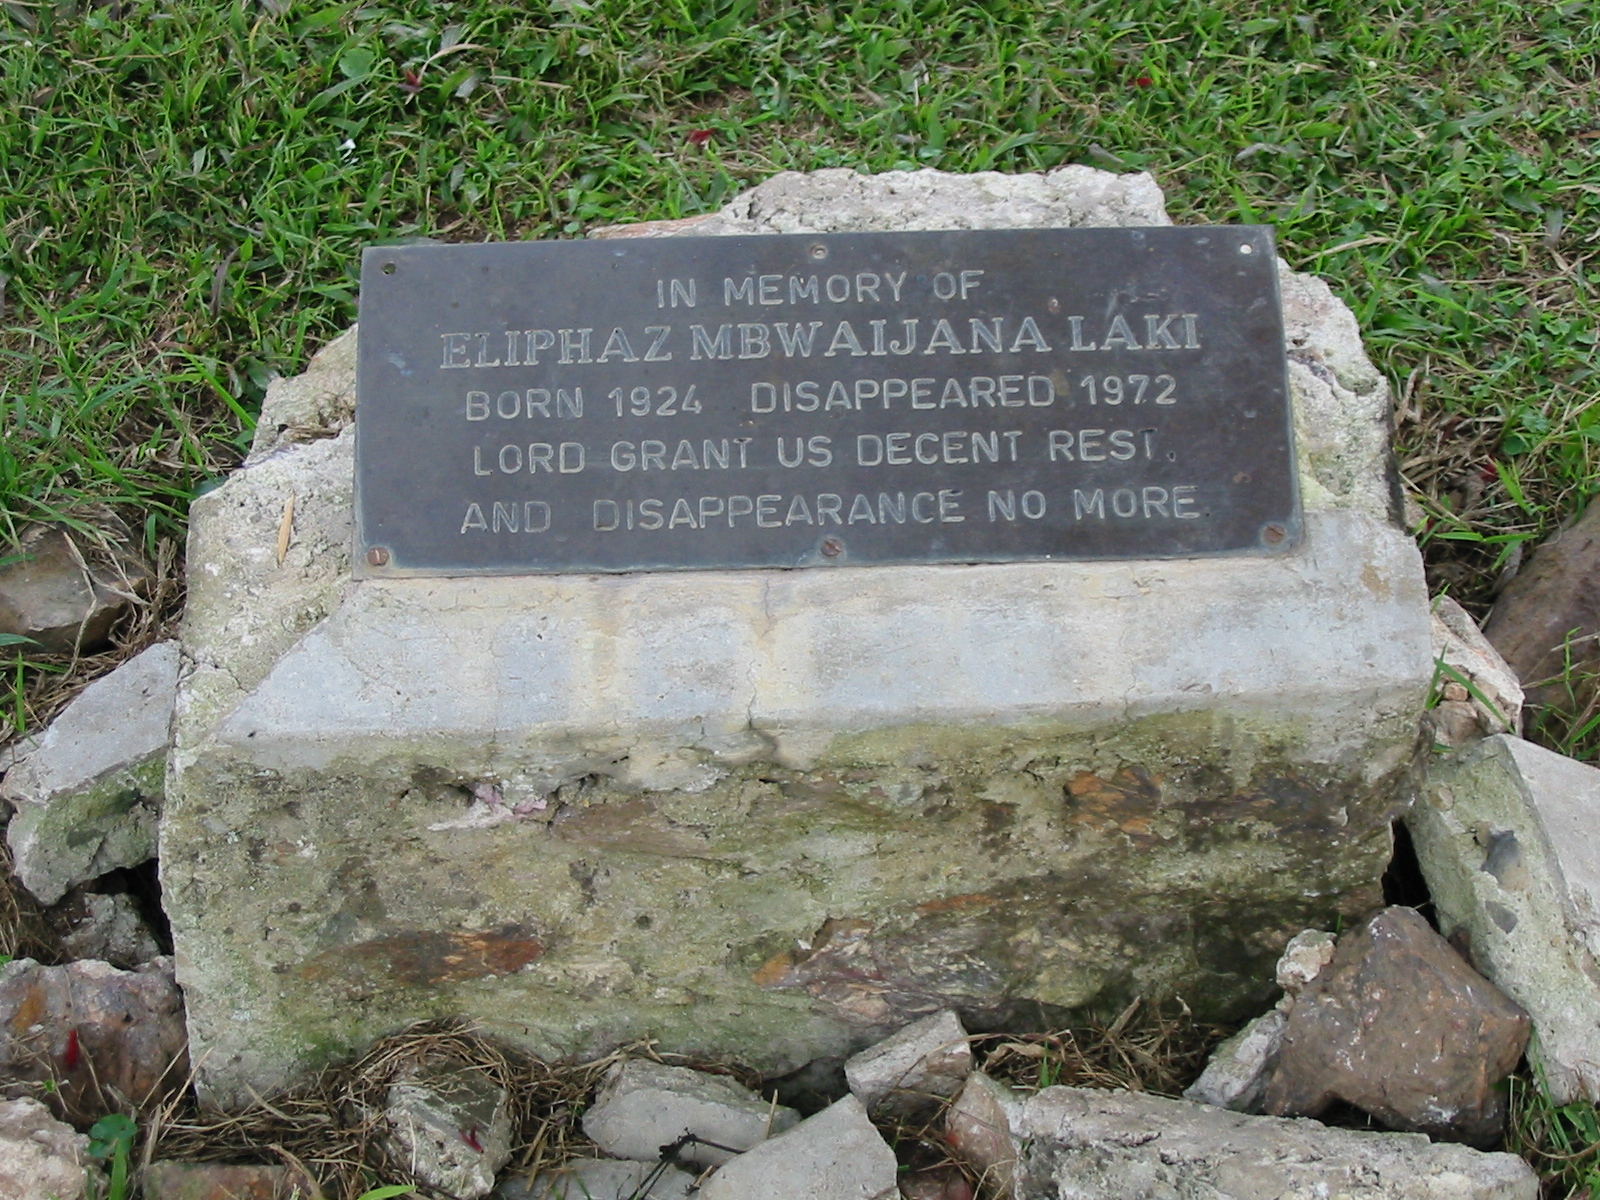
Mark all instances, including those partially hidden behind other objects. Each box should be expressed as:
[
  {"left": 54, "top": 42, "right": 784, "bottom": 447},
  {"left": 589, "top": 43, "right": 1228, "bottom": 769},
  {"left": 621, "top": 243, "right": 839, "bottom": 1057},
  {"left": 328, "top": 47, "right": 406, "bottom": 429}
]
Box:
[
  {"left": 1263, "top": 906, "right": 1529, "bottom": 1145},
  {"left": 499, "top": 1158, "right": 696, "bottom": 1200},
  {"left": 581, "top": 1058, "right": 798, "bottom": 1168},
  {"left": 0, "top": 956, "right": 187, "bottom": 1126},
  {"left": 844, "top": 1008, "right": 971, "bottom": 1120},
  {"left": 1410, "top": 733, "right": 1600, "bottom": 1104},
  {"left": 56, "top": 891, "right": 163, "bottom": 968},
  {"left": 1182, "top": 1008, "right": 1287, "bottom": 1114},
  {"left": 383, "top": 1061, "right": 512, "bottom": 1200},
  {"left": 947, "top": 1074, "right": 1538, "bottom": 1200},
  {"left": 697, "top": 1094, "right": 898, "bottom": 1200},
  {"left": 0, "top": 1096, "right": 101, "bottom": 1200},
  {"left": 2, "top": 640, "right": 176, "bottom": 905},
  {"left": 1433, "top": 595, "right": 1524, "bottom": 737}
]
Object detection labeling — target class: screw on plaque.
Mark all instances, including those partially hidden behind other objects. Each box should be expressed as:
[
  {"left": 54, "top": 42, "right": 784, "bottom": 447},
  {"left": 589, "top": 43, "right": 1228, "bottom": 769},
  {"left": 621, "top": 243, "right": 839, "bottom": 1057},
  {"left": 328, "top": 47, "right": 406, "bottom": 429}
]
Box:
[
  {"left": 1261, "top": 523, "right": 1287, "bottom": 546},
  {"left": 820, "top": 537, "right": 844, "bottom": 558},
  {"left": 809, "top": 242, "right": 828, "bottom": 260},
  {"left": 367, "top": 546, "right": 391, "bottom": 566}
]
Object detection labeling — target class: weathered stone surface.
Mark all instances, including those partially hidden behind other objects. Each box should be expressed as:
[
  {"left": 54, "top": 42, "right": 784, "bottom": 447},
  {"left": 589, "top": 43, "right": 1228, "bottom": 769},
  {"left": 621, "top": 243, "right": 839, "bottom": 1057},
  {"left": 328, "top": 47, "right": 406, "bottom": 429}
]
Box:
[
  {"left": 1433, "top": 596, "right": 1523, "bottom": 736},
  {"left": 499, "top": 1159, "right": 696, "bottom": 1200},
  {"left": 165, "top": 168, "right": 1433, "bottom": 1103},
  {"left": 384, "top": 1061, "right": 511, "bottom": 1200},
  {"left": 1263, "top": 907, "right": 1529, "bottom": 1145},
  {"left": 0, "top": 522, "right": 148, "bottom": 655},
  {"left": 247, "top": 327, "right": 358, "bottom": 465},
  {"left": 1410, "top": 733, "right": 1600, "bottom": 1103},
  {"left": 845, "top": 1009, "right": 971, "bottom": 1119},
  {"left": 994, "top": 1083, "right": 1537, "bottom": 1200},
  {"left": 582, "top": 1059, "right": 798, "bottom": 1168},
  {"left": 0, "top": 1096, "right": 100, "bottom": 1200},
  {"left": 697, "top": 1094, "right": 897, "bottom": 1200},
  {"left": 56, "top": 892, "right": 163, "bottom": 968},
  {"left": 946, "top": 1072, "right": 1026, "bottom": 1197},
  {"left": 2, "top": 641, "right": 176, "bottom": 904},
  {"left": 1183, "top": 1008, "right": 1287, "bottom": 1114},
  {"left": 0, "top": 957, "right": 187, "bottom": 1125},
  {"left": 141, "top": 1162, "right": 320, "bottom": 1200},
  {"left": 1485, "top": 498, "right": 1600, "bottom": 710}
]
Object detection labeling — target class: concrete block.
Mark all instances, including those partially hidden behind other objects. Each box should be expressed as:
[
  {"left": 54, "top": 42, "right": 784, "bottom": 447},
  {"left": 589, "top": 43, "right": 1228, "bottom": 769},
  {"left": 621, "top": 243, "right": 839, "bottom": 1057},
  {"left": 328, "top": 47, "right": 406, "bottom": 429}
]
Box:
[
  {"left": 946, "top": 1073, "right": 1026, "bottom": 1197},
  {"left": 1432, "top": 595, "right": 1523, "bottom": 738},
  {"left": 845, "top": 1009, "right": 971, "bottom": 1118},
  {"left": 384, "top": 1062, "right": 512, "bottom": 1199},
  {"left": 975, "top": 1084, "right": 1537, "bottom": 1199},
  {"left": 499, "top": 1159, "right": 695, "bottom": 1200},
  {"left": 581, "top": 1058, "right": 798, "bottom": 1168},
  {"left": 3, "top": 641, "right": 176, "bottom": 904},
  {"left": 1410, "top": 734, "right": 1600, "bottom": 1102},
  {"left": 697, "top": 1094, "right": 897, "bottom": 1200},
  {"left": 164, "top": 167, "right": 1434, "bottom": 1103}
]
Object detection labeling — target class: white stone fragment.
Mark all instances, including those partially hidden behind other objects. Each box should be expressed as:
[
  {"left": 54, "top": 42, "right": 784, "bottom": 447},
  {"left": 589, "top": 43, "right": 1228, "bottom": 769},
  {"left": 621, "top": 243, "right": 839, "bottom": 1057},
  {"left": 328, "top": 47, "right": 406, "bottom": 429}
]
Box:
[
  {"left": 0, "top": 1096, "right": 100, "bottom": 1200},
  {"left": 385, "top": 1062, "right": 513, "bottom": 1199},
  {"left": 581, "top": 1059, "right": 799, "bottom": 1168},
  {"left": 1182, "top": 1008, "right": 1287, "bottom": 1113},
  {"left": 1432, "top": 595, "right": 1524, "bottom": 735},
  {"left": 2, "top": 641, "right": 177, "bottom": 903},
  {"left": 1410, "top": 734, "right": 1600, "bottom": 1103},
  {"left": 976, "top": 1084, "right": 1537, "bottom": 1199},
  {"left": 844, "top": 1009, "right": 972, "bottom": 1117},
  {"left": 247, "top": 326, "right": 358, "bottom": 464},
  {"left": 500, "top": 1158, "right": 696, "bottom": 1200},
  {"left": 1276, "top": 929, "right": 1338, "bottom": 994},
  {"left": 697, "top": 1094, "right": 898, "bottom": 1200}
]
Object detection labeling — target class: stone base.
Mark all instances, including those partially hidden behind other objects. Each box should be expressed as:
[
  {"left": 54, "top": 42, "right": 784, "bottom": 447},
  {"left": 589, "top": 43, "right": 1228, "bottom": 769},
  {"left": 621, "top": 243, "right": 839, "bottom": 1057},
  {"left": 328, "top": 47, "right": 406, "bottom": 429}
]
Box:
[{"left": 164, "top": 167, "right": 1432, "bottom": 1104}]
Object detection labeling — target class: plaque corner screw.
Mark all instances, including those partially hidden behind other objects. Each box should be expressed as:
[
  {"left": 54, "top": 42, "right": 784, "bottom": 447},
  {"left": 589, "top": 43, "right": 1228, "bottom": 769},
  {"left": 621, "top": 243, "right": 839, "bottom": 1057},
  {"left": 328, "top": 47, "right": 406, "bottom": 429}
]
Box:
[
  {"left": 809, "top": 242, "right": 828, "bottom": 260},
  {"left": 1261, "top": 523, "right": 1287, "bottom": 546},
  {"left": 1239, "top": 243, "right": 1255, "bottom": 255},
  {"left": 366, "top": 546, "right": 391, "bottom": 567},
  {"left": 820, "top": 536, "right": 844, "bottom": 558},
  {"left": 382, "top": 261, "right": 397, "bottom": 274}
]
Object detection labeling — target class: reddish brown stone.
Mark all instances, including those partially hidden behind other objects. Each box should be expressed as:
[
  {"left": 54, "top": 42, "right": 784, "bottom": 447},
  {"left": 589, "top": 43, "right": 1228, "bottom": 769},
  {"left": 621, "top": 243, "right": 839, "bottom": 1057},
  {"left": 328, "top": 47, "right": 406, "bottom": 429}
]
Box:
[
  {"left": 899, "top": 1165, "right": 975, "bottom": 1200},
  {"left": 1485, "top": 499, "right": 1600, "bottom": 709},
  {"left": 0, "top": 957, "right": 188, "bottom": 1126},
  {"left": 0, "top": 522, "right": 149, "bottom": 654},
  {"left": 1263, "top": 907, "right": 1530, "bottom": 1146},
  {"left": 298, "top": 925, "right": 544, "bottom": 988},
  {"left": 142, "top": 1162, "right": 321, "bottom": 1200}
]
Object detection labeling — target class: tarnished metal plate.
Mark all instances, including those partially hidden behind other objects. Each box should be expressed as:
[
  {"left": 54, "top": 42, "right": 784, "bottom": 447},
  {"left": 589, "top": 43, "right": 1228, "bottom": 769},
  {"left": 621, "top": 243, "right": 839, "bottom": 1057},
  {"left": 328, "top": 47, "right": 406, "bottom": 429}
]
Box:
[{"left": 354, "top": 226, "right": 1298, "bottom": 576}]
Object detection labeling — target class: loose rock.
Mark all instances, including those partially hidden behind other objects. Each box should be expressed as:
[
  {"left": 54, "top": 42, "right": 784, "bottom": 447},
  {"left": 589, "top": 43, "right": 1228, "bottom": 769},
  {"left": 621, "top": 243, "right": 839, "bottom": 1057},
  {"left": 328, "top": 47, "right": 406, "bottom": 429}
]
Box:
[
  {"left": 945, "top": 1071, "right": 1026, "bottom": 1197},
  {"left": 1485, "top": 498, "right": 1600, "bottom": 711},
  {"left": 971, "top": 1081, "right": 1536, "bottom": 1200},
  {"left": 844, "top": 1009, "right": 971, "bottom": 1120},
  {"left": 1275, "top": 928, "right": 1337, "bottom": 994},
  {"left": 1, "top": 640, "right": 177, "bottom": 904},
  {"left": 0, "top": 957, "right": 187, "bottom": 1125},
  {"left": 581, "top": 1058, "right": 798, "bottom": 1168},
  {"left": 55, "top": 892, "right": 163, "bottom": 968},
  {"left": 141, "top": 1162, "right": 320, "bottom": 1200},
  {"left": 1410, "top": 733, "right": 1600, "bottom": 1103},
  {"left": 1434, "top": 595, "right": 1524, "bottom": 735},
  {"left": 497, "top": 1158, "right": 696, "bottom": 1200},
  {"left": 0, "top": 521, "right": 148, "bottom": 655},
  {"left": 697, "top": 1094, "right": 898, "bottom": 1200},
  {"left": 0, "top": 1096, "right": 101, "bottom": 1200},
  {"left": 1182, "top": 1008, "right": 1287, "bottom": 1114},
  {"left": 897, "top": 1167, "right": 974, "bottom": 1200},
  {"left": 384, "top": 1061, "right": 511, "bottom": 1200},
  {"left": 1263, "top": 906, "right": 1529, "bottom": 1145}
]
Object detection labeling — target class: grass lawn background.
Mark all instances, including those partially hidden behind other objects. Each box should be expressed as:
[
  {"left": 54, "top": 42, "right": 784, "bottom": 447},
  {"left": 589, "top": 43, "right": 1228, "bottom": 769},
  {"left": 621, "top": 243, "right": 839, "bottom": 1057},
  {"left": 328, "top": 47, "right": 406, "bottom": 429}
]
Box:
[{"left": 2, "top": 0, "right": 1599, "bottom": 1187}]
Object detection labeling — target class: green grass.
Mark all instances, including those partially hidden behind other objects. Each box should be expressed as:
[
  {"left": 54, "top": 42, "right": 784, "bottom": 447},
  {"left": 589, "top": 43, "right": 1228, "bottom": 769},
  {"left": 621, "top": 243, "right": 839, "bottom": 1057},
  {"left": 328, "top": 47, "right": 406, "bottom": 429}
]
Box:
[{"left": 0, "top": 0, "right": 1596, "bottom": 729}]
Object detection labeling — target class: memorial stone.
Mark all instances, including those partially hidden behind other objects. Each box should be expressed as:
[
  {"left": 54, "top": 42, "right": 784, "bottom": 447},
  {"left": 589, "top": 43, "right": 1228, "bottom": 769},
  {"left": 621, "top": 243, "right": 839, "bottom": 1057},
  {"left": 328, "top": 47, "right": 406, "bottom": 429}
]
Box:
[{"left": 163, "top": 167, "right": 1433, "bottom": 1104}]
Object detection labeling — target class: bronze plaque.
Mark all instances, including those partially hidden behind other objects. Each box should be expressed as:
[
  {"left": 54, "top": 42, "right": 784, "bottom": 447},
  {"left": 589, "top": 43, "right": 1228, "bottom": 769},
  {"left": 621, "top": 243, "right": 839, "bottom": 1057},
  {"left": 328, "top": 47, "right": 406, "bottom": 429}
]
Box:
[{"left": 354, "top": 226, "right": 1298, "bottom": 575}]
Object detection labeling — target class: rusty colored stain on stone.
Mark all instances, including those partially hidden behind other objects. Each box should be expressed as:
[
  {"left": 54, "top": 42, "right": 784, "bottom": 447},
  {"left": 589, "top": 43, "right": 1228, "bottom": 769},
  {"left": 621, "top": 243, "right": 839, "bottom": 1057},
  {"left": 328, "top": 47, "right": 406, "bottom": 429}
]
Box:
[
  {"left": 300, "top": 925, "right": 544, "bottom": 988},
  {"left": 1065, "top": 765, "right": 1166, "bottom": 841},
  {"left": 915, "top": 893, "right": 999, "bottom": 917}
]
